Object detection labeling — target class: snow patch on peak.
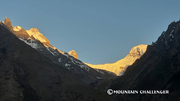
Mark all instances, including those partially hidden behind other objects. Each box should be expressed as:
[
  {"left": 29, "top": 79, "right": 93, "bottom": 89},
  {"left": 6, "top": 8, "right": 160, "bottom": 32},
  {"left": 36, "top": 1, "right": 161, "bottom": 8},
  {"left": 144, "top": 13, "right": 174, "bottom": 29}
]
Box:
[
  {"left": 65, "top": 63, "right": 71, "bottom": 67},
  {"left": 46, "top": 47, "right": 55, "bottom": 56},
  {"left": 58, "top": 58, "right": 62, "bottom": 62},
  {"left": 170, "top": 29, "right": 174, "bottom": 34},
  {"left": 19, "top": 38, "right": 38, "bottom": 49}
]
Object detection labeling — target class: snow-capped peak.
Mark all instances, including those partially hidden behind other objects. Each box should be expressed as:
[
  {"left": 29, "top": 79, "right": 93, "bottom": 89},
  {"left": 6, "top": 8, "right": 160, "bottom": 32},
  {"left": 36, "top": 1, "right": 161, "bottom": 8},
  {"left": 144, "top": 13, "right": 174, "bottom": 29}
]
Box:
[{"left": 26, "top": 28, "right": 49, "bottom": 43}]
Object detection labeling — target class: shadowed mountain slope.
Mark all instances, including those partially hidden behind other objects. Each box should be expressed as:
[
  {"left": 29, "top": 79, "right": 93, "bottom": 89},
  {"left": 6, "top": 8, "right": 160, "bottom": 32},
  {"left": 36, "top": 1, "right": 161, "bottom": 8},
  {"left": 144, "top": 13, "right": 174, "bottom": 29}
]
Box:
[
  {"left": 109, "top": 20, "right": 180, "bottom": 101},
  {"left": 0, "top": 22, "right": 114, "bottom": 101},
  {"left": 2, "top": 17, "right": 116, "bottom": 87}
]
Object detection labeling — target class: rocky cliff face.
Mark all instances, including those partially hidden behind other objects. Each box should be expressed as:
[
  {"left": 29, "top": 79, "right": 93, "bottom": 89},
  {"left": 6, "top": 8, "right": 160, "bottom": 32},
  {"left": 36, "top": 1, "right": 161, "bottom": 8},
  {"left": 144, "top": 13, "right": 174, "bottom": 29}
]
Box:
[
  {"left": 86, "top": 45, "right": 147, "bottom": 75},
  {"left": 109, "top": 20, "right": 180, "bottom": 101},
  {"left": 3, "top": 17, "right": 116, "bottom": 86}
]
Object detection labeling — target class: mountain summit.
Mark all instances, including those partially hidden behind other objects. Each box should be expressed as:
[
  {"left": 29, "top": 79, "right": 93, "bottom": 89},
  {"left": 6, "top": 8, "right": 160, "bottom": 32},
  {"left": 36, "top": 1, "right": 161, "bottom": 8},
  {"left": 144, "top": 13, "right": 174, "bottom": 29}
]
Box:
[
  {"left": 86, "top": 44, "right": 147, "bottom": 75},
  {"left": 3, "top": 17, "right": 62, "bottom": 52},
  {"left": 4, "top": 17, "right": 13, "bottom": 29},
  {"left": 26, "top": 28, "right": 50, "bottom": 43}
]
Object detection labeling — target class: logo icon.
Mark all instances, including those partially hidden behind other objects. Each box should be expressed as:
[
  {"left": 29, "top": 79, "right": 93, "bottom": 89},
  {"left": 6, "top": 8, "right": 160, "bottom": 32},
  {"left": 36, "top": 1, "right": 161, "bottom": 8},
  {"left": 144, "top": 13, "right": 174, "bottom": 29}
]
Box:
[{"left": 107, "top": 89, "right": 113, "bottom": 95}]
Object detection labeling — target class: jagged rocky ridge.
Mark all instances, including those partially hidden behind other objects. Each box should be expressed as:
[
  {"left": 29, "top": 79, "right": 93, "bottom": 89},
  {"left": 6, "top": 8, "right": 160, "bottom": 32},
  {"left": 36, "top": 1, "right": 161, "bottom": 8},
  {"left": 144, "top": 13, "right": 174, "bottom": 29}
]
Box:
[
  {"left": 109, "top": 20, "right": 180, "bottom": 101},
  {"left": 2, "top": 17, "right": 116, "bottom": 86},
  {"left": 0, "top": 22, "right": 115, "bottom": 101}
]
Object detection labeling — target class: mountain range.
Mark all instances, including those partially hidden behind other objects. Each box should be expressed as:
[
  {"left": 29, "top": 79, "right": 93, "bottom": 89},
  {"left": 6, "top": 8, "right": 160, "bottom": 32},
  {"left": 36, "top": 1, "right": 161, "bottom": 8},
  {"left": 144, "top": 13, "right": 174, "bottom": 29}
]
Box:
[
  {"left": 0, "top": 18, "right": 114, "bottom": 101},
  {"left": 2, "top": 17, "right": 116, "bottom": 87},
  {"left": 4, "top": 17, "right": 146, "bottom": 77},
  {"left": 1, "top": 17, "right": 180, "bottom": 101}
]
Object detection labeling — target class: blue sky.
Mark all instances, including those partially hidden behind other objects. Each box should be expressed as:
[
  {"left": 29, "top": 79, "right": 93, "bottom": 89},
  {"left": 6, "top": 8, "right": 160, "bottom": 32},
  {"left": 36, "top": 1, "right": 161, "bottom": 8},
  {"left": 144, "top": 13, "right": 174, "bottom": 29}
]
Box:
[{"left": 1, "top": 0, "right": 180, "bottom": 64}]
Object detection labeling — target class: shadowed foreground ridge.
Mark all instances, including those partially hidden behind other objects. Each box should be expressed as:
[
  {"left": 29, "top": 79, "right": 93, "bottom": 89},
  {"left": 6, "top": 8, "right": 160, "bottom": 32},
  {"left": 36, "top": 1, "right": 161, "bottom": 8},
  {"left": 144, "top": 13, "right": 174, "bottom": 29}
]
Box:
[
  {"left": 109, "top": 20, "right": 180, "bottom": 101},
  {"left": 0, "top": 22, "right": 113, "bottom": 101}
]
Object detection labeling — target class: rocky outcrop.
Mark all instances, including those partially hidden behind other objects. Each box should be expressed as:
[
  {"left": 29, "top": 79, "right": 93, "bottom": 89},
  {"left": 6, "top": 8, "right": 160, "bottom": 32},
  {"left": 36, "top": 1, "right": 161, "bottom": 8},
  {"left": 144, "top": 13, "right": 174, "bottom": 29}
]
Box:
[
  {"left": 68, "top": 50, "right": 78, "bottom": 59},
  {"left": 86, "top": 44, "right": 147, "bottom": 75},
  {"left": 4, "top": 17, "right": 13, "bottom": 29}
]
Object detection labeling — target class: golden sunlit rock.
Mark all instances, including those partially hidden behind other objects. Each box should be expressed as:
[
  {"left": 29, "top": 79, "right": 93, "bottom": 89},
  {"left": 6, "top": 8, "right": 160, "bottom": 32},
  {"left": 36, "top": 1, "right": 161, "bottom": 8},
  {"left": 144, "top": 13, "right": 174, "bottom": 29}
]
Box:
[
  {"left": 13, "top": 26, "right": 22, "bottom": 31},
  {"left": 7, "top": 16, "right": 146, "bottom": 76},
  {"left": 10, "top": 22, "right": 65, "bottom": 54},
  {"left": 85, "top": 44, "right": 147, "bottom": 76},
  {"left": 68, "top": 50, "right": 78, "bottom": 59},
  {"left": 26, "top": 28, "right": 50, "bottom": 43},
  {"left": 4, "top": 17, "right": 13, "bottom": 29}
]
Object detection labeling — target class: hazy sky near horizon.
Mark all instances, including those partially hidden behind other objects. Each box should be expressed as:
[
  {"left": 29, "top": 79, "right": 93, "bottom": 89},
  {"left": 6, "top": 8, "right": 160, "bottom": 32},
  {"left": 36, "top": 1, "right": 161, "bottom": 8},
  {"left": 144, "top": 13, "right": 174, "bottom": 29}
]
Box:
[{"left": 1, "top": 0, "right": 180, "bottom": 64}]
